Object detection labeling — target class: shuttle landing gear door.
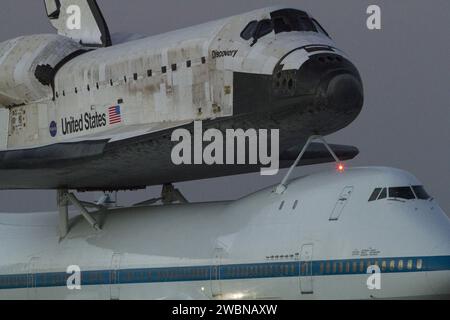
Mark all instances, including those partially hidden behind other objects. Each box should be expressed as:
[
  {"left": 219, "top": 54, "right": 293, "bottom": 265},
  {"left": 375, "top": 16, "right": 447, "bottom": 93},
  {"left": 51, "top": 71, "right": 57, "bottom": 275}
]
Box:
[
  {"left": 329, "top": 186, "right": 354, "bottom": 221},
  {"left": 210, "top": 247, "right": 224, "bottom": 299},
  {"left": 110, "top": 253, "right": 122, "bottom": 300},
  {"left": 300, "top": 244, "right": 314, "bottom": 295}
]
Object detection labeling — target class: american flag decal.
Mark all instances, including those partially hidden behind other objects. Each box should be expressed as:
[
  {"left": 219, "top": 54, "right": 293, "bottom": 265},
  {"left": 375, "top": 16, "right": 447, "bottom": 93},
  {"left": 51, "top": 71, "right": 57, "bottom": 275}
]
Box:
[{"left": 108, "top": 105, "right": 122, "bottom": 124}]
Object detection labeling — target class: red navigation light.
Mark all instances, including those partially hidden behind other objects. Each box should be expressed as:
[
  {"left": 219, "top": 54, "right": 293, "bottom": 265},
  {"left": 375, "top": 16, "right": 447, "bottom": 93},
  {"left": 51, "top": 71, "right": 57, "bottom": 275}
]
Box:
[{"left": 337, "top": 163, "right": 345, "bottom": 173}]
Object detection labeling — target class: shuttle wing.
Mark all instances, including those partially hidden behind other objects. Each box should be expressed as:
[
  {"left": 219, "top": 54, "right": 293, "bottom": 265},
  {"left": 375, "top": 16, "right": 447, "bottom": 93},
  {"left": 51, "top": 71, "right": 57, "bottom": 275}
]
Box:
[
  {"left": 0, "top": 116, "right": 359, "bottom": 190},
  {"left": 44, "top": 0, "right": 111, "bottom": 47}
]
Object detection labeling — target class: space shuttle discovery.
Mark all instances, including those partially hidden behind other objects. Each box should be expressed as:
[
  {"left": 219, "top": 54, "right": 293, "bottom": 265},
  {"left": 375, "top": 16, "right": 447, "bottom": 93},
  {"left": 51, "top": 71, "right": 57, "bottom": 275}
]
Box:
[{"left": 0, "top": 1, "right": 363, "bottom": 191}]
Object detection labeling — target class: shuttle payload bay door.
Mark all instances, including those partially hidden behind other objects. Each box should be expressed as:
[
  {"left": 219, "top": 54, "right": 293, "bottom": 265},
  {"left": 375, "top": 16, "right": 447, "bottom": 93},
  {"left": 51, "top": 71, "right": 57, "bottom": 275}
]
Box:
[
  {"left": 300, "top": 244, "right": 314, "bottom": 295},
  {"left": 329, "top": 186, "right": 354, "bottom": 221}
]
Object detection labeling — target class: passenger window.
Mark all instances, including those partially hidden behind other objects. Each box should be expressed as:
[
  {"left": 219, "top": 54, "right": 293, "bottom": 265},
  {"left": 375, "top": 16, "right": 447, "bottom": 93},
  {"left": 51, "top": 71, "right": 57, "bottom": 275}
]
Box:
[
  {"left": 389, "top": 187, "right": 415, "bottom": 200},
  {"left": 378, "top": 188, "right": 387, "bottom": 200},
  {"left": 241, "top": 20, "right": 258, "bottom": 40},
  {"left": 398, "top": 260, "right": 404, "bottom": 270},
  {"left": 416, "top": 259, "right": 423, "bottom": 270},
  {"left": 381, "top": 261, "right": 387, "bottom": 271},
  {"left": 407, "top": 260, "right": 413, "bottom": 270},
  {"left": 369, "top": 188, "right": 382, "bottom": 201},
  {"left": 390, "top": 260, "right": 395, "bottom": 271},
  {"left": 412, "top": 186, "right": 431, "bottom": 200}
]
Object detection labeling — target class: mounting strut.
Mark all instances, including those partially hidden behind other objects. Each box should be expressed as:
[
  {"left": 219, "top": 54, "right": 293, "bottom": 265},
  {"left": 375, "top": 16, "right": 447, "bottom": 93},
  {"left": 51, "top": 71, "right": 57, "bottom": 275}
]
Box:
[{"left": 275, "top": 135, "right": 341, "bottom": 194}]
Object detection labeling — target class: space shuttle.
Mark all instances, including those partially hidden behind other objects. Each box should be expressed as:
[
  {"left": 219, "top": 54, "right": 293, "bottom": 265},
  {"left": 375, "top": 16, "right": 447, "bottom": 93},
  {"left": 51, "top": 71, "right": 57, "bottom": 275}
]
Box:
[{"left": 0, "top": 0, "right": 363, "bottom": 191}]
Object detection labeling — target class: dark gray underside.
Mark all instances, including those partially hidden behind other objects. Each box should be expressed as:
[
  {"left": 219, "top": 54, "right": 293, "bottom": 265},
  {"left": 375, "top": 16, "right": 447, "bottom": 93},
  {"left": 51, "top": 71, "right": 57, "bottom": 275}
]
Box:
[
  {"left": 0, "top": 131, "right": 358, "bottom": 191},
  {"left": 0, "top": 122, "right": 358, "bottom": 191}
]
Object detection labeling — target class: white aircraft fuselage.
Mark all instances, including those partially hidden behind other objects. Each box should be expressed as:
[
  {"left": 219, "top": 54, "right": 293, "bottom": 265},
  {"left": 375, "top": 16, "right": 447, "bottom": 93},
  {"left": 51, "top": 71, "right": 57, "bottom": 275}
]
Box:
[{"left": 0, "top": 167, "right": 448, "bottom": 300}]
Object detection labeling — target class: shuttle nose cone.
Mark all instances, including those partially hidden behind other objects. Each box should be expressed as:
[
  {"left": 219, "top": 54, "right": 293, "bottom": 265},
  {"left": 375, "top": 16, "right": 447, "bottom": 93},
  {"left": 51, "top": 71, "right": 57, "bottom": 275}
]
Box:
[
  {"left": 324, "top": 73, "right": 364, "bottom": 113},
  {"left": 272, "top": 53, "right": 364, "bottom": 117}
]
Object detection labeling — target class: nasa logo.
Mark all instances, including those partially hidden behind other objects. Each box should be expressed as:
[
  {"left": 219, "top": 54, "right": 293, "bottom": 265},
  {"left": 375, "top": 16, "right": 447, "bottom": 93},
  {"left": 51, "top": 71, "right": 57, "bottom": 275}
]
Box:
[{"left": 49, "top": 121, "right": 57, "bottom": 137}]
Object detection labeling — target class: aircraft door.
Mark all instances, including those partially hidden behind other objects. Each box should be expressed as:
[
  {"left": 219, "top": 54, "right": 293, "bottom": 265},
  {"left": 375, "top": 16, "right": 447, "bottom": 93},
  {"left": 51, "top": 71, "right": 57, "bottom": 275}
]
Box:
[
  {"left": 210, "top": 247, "right": 224, "bottom": 299},
  {"left": 329, "top": 186, "right": 354, "bottom": 221},
  {"left": 110, "top": 253, "right": 122, "bottom": 300},
  {"left": 299, "top": 244, "right": 314, "bottom": 294},
  {"left": 27, "top": 257, "right": 39, "bottom": 300}
]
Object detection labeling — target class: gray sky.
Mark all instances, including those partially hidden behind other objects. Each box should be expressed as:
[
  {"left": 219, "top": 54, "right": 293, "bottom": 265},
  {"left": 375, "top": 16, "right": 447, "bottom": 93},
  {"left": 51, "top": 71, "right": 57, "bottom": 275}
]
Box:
[{"left": 0, "top": 0, "right": 449, "bottom": 214}]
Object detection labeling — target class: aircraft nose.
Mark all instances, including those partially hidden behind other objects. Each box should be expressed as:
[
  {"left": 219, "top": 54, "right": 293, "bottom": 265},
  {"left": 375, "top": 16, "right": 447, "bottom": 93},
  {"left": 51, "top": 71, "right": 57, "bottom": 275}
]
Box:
[
  {"left": 324, "top": 73, "right": 364, "bottom": 113},
  {"left": 272, "top": 53, "right": 364, "bottom": 116}
]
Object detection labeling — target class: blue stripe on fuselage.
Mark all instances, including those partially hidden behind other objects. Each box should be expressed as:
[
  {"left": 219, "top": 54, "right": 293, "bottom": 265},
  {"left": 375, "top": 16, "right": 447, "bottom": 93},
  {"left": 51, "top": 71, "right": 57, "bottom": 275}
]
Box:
[{"left": 0, "top": 255, "right": 449, "bottom": 290}]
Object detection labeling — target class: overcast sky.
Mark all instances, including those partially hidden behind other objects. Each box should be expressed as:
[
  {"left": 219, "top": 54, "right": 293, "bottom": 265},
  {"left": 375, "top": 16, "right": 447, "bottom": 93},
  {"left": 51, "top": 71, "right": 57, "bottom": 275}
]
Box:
[{"left": 0, "top": 0, "right": 449, "bottom": 214}]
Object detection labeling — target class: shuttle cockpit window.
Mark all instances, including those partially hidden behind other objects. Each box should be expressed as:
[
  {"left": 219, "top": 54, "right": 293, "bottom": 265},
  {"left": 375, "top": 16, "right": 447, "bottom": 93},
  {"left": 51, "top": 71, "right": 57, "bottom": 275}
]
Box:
[
  {"left": 312, "top": 19, "right": 330, "bottom": 37},
  {"left": 241, "top": 20, "right": 258, "bottom": 40},
  {"left": 271, "top": 9, "right": 316, "bottom": 34},
  {"left": 240, "top": 9, "right": 330, "bottom": 43},
  {"left": 256, "top": 19, "right": 274, "bottom": 39},
  {"left": 368, "top": 185, "right": 431, "bottom": 202}
]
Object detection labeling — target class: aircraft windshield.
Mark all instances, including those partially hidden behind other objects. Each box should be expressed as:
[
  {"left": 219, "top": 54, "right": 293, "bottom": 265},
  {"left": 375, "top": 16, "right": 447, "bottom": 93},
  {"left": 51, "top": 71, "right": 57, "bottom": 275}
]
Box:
[
  {"left": 240, "top": 9, "right": 330, "bottom": 43},
  {"left": 368, "top": 185, "right": 431, "bottom": 201},
  {"left": 271, "top": 9, "right": 317, "bottom": 33}
]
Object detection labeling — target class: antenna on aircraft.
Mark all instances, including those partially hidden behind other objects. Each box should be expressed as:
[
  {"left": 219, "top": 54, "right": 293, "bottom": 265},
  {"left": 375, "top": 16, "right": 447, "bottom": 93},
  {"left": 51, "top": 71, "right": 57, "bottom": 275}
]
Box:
[{"left": 275, "top": 135, "right": 343, "bottom": 195}]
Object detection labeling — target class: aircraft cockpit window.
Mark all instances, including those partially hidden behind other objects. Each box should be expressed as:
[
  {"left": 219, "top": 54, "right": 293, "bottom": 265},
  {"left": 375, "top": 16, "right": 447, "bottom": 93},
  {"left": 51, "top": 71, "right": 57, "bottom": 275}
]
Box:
[
  {"left": 368, "top": 188, "right": 382, "bottom": 202},
  {"left": 241, "top": 20, "right": 258, "bottom": 40},
  {"left": 412, "top": 186, "right": 431, "bottom": 200},
  {"left": 378, "top": 188, "right": 387, "bottom": 200},
  {"left": 369, "top": 185, "right": 431, "bottom": 202},
  {"left": 388, "top": 187, "right": 415, "bottom": 200}
]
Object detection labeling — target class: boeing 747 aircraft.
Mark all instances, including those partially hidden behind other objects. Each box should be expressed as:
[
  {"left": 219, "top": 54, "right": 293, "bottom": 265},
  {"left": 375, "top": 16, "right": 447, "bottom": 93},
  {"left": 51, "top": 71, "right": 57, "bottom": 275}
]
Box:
[{"left": 0, "top": 167, "right": 448, "bottom": 299}]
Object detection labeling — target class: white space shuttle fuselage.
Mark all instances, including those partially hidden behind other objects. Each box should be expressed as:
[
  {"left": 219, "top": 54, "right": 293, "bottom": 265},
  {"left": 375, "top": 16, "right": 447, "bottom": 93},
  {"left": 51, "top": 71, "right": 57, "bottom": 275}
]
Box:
[
  {"left": 0, "top": 167, "right": 448, "bottom": 300},
  {"left": 0, "top": 5, "right": 364, "bottom": 191}
]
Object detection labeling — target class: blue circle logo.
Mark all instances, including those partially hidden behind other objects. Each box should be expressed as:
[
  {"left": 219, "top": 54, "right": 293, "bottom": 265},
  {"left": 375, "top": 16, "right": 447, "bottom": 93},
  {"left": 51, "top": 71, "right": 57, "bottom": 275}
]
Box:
[{"left": 49, "top": 121, "right": 57, "bottom": 137}]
